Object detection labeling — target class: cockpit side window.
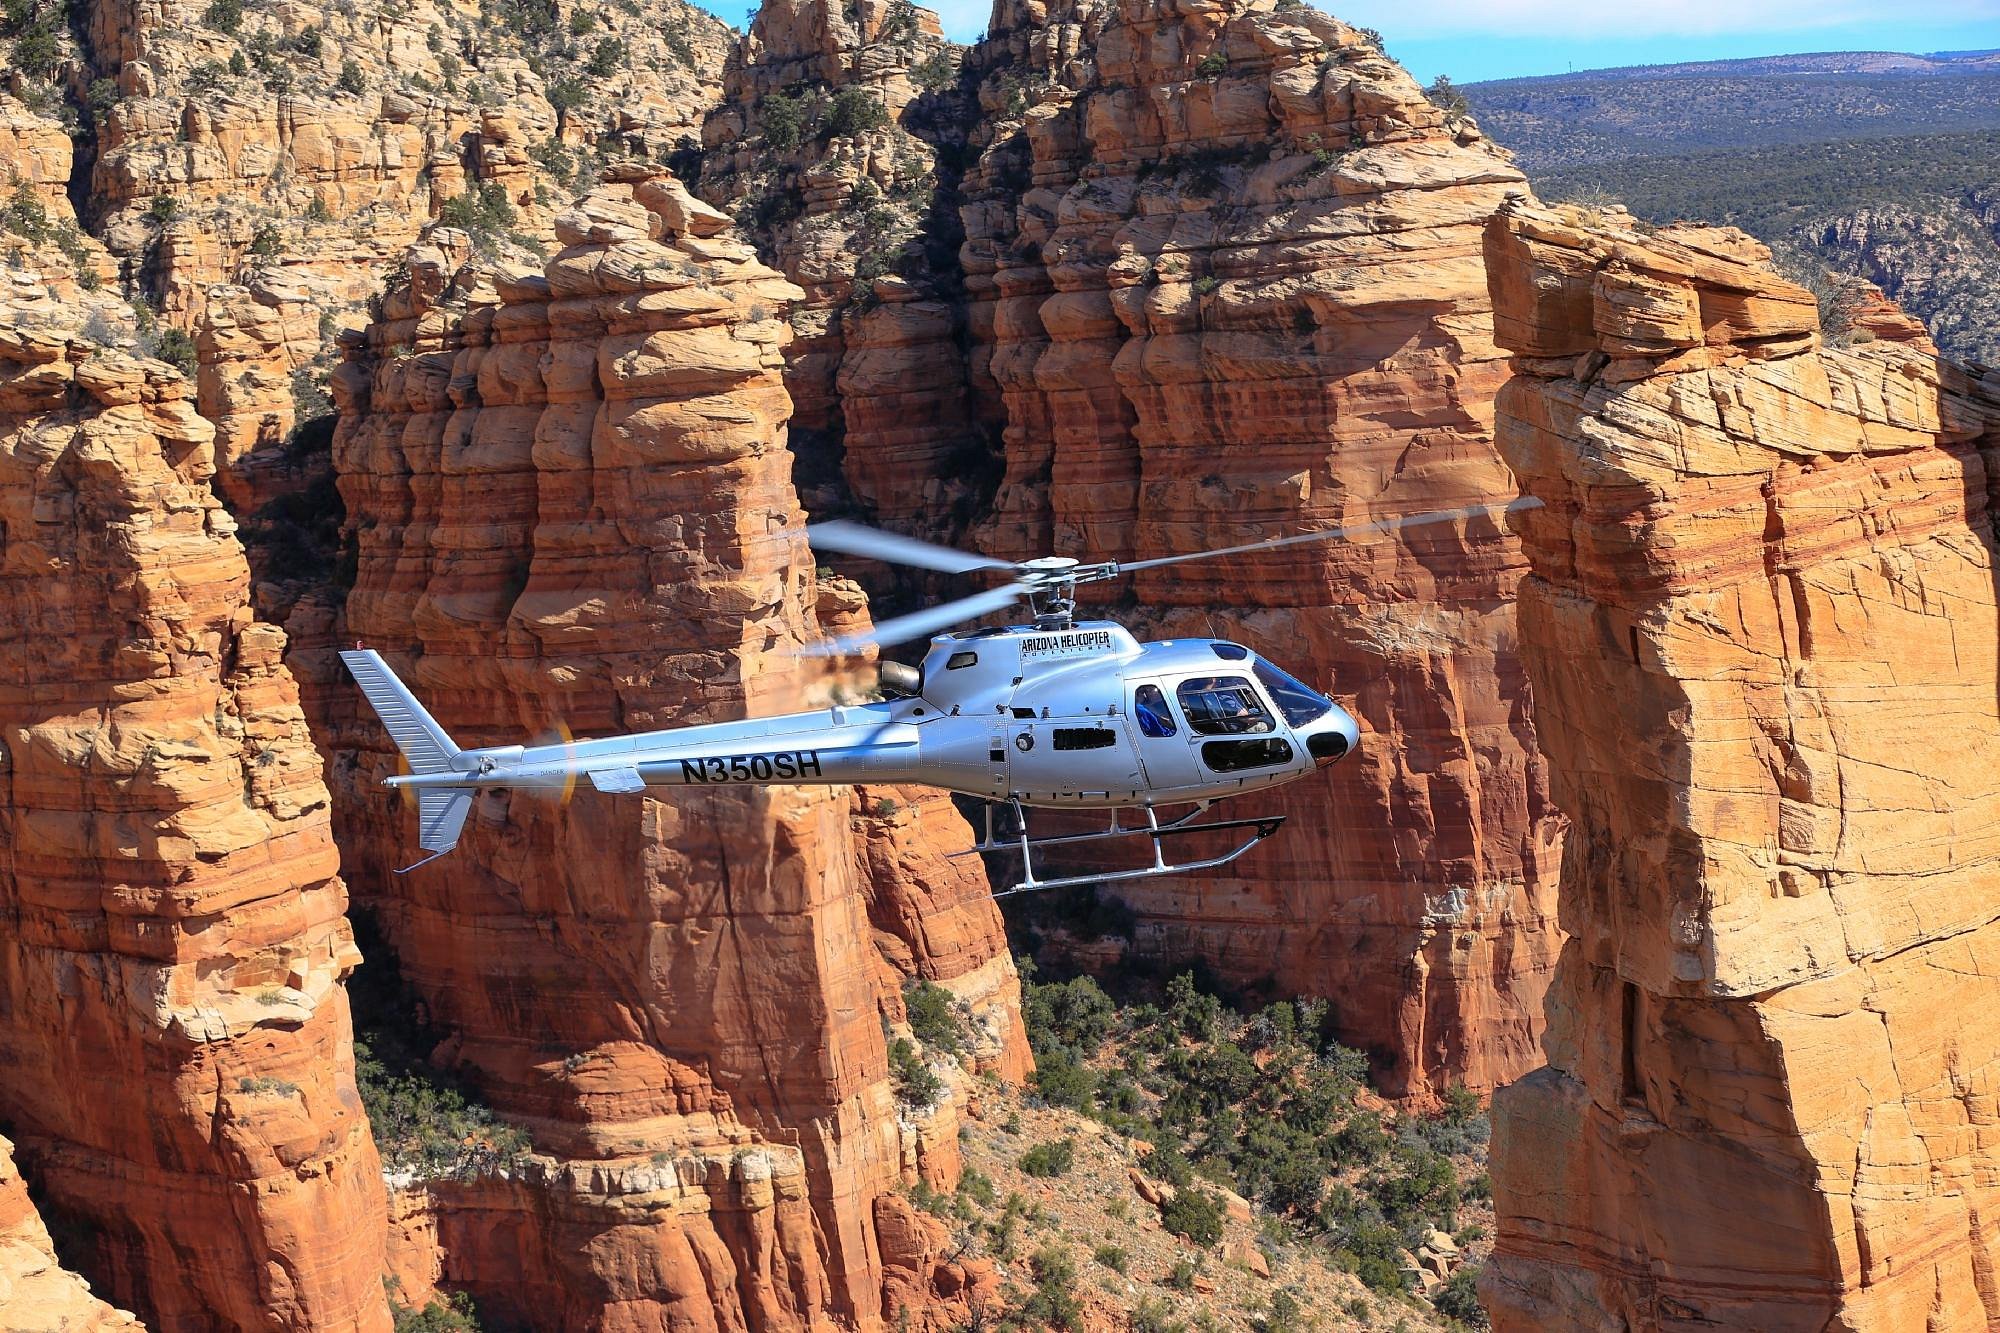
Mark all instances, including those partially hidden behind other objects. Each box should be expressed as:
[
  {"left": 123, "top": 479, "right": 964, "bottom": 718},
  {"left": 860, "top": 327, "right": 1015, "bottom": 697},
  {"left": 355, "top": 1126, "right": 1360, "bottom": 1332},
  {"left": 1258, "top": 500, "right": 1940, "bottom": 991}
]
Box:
[
  {"left": 1252, "top": 658, "right": 1333, "bottom": 726},
  {"left": 1175, "top": 676, "right": 1274, "bottom": 736},
  {"left": 946, "top": 651, "right": 978, "bottom": 670},
  {"left": 1134, "top": 683, "right": 1177, "bottom": 738}
]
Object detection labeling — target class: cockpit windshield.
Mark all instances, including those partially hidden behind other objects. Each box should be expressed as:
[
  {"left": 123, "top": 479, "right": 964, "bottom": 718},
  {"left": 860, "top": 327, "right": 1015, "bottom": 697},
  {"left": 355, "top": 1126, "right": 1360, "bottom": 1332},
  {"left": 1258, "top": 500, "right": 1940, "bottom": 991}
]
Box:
[{"left": 1253, "top": 658, "right": 1334, "bottom": 726}]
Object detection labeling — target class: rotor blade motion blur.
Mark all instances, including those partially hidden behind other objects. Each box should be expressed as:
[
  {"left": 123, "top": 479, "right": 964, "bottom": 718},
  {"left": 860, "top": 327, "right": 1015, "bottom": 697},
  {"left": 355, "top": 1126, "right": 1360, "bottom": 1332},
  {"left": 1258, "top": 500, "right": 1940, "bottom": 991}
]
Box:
[
  {"left": 1115, "top": 497, "right": 1545, "bottom": 573},
  {"left": 807, "top": 520, "right": 1012, "bottom": 575},
  {"left": 802, "top": 582, "right": 1030, "bottom": 657}
]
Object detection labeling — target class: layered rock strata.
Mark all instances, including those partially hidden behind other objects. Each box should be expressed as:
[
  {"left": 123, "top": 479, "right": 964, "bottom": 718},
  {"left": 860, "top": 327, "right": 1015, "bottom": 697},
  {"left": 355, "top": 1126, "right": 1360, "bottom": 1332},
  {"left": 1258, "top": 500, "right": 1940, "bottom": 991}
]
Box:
[
  {"left": 313, "top": 169, "right": 1025, "bottom": 1328},
  {"left": 698, "top": 0, "right": 992, "bottom": 538},
  {"left": 1483, "top": 198, "right": 2000, "bottom": 1329},
  {"left": 0, "top": 308, "right": 388, "bottom": 1328},
  {"left": 0, "top": 1134, "right": 144, "bottom": 1332},
  {"left": 950, "top": 0, "right": 1560, "bottom": 1095}
]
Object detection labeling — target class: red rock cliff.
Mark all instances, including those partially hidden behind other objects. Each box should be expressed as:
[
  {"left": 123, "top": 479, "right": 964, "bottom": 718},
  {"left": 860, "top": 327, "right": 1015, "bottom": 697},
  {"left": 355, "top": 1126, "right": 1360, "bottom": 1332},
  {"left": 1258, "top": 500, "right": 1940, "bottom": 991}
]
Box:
[
  {"left": 949, "top": 0, "right": 1560, "bottom": 1096},
  {"left": 0, "top": 1133, "right": 144, "bottom": 1331},
  {"left": 309, "top": 169, "right": 1025, "bottom": 1330},
  {"left": 1483, "top": 198, "right": 2000, "bottom": 1329},
  {"left": 0, "top": 310, "right": 388, "bottom": 1328}
]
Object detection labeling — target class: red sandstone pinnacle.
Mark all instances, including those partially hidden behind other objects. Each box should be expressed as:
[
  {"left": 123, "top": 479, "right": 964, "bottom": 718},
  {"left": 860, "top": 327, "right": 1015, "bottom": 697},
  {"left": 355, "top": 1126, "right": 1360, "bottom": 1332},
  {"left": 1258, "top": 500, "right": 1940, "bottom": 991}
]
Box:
[
  {"left": 949, "top": 0, "right": 1560, "bottom": 1098},
  {"left": 1482, "top": 197, "right": 2000, "bottom": 1331},
  {"left": 0, "top": 321, "right": 390, "bottom": 1328},
  {"left": 311, "top": 171, "right": 1026, "bottom": 1328}
]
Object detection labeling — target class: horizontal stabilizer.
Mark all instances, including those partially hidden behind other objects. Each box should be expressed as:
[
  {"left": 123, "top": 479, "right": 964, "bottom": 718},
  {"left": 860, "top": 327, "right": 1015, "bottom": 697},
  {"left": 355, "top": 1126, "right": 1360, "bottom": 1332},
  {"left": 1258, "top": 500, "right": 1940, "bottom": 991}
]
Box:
[{"left": 588, "top": 767, "right": 647, "bottom": 794}]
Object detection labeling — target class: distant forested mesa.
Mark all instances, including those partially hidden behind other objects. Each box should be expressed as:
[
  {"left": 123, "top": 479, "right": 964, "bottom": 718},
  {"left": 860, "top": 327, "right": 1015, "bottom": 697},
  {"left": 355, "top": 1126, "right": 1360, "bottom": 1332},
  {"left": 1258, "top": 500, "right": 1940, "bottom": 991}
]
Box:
[
  {"left": 1462, "top": 54, "right": 2000, "bottom": 366},
  {"left": 1464, "top": 53, "right": 2000, "bottom": 174}
]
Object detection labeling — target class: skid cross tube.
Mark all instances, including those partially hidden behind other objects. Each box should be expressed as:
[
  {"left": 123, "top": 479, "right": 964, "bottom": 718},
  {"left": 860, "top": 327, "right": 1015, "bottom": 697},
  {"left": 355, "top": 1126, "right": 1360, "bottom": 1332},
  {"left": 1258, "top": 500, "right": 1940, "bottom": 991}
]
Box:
[
  {"left": 975, "top": 802, "right": 1286, "bottom": 897},
  {"left": 952, "top": 802, "right": 1213, "bottom": 858}
]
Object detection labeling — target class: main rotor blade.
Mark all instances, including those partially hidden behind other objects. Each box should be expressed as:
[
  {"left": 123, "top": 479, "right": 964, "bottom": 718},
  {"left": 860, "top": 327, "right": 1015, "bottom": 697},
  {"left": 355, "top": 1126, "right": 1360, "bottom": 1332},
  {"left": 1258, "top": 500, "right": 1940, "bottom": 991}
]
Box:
[
  {"left": 1115, "top": 497, "right": 1545, "bottom": 573},
  {"left": 807, "top": 520, "right": 1012, "bottom": 575},
  {"left": 801, "top": 582, "right": 1029, "bottom": 658}
]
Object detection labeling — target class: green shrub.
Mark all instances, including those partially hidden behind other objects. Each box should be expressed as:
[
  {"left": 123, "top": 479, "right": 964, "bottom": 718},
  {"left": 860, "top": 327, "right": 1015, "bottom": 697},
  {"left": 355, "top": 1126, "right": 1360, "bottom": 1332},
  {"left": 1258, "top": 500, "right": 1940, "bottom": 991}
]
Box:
[
  {"left": 391, "top": 1292, "right": 484, "bottom": 1332},
  {"left": 912, "top": 52, "right": 954, "bottom": 91},
  {"left": 1164, "top": 1258, "right": 1197, "bottom": 1290},
  {"left": 957, "top": 1166, "right": 996, "bottom": 1207},
  {"left": 825, "top": 86, "right": 887, "bottom": 138},
  {"left": 1, "top": 180, "right": 49, "bottom": 244},
  {"left": 1092, "top": 1243, "right": 1128, "bottom": 1273},
  {"left": 292, "top": 26, "right": 321, "bottom": 56},
  {"left": 1195, "top": 51, "right": 1227, "bottom": 78},
  {"left": 904, "top": 979, "right": 964, "bottom": 1054},
  {"left": 202, "top": 0, "right": 242, "bottom": 33},
  {"left": 547, "top": 75, "right": 586, "bottom": 111},
  {"left": 1019, "top": 1248, "right": 1082, "bottom": 1330},
  {"left": 1258, "top": 1290, "right": 1306, "bottom": 1333},
  {"left": 888, "top": 1036, "right": 944, "bottom": 1108},
  {"left": 584, "top": 36, "right": 622, "bottom": 78},
  {"left": 337, "top": 57, "right": 367, "bottom": 95},
  {"left": 12, "top": 22, "right": 59, "bottom": 79},
  {"left": 1017, "top": 1137, "right": 1074, "bottom": 1178},
  {"left": 147, "top": 327, "right": 198, "bottom": 375},
  {"left": 1432, "top": 1263, "right": 1487, "bottom": 1327},
  {"left": 1132, "top": 1296, "right": 1184, "bottom": 1333},
  {"left": 1426, "top": 74, "right": 1469, "bottom": 119},
  {"left": 1159, "top": 1186, "right": 1225, "bottom": 1246},
  {"left": 761, "top": 90, "right": 806, "bottom": 150}
]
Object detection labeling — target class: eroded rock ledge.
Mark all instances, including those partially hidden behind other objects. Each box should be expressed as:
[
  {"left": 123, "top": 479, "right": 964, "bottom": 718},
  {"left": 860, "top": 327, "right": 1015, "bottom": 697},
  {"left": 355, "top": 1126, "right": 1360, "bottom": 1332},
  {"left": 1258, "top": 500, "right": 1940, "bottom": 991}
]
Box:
[
  {"left": 1483, "top": 198, "right": 2000, "bottom": 1330},
  {"left": 0, "top": 309, "right": 389, "bottom": 1328},
  {"left": 309, "top": 167, "right": 1025, "bottom": 1329}
]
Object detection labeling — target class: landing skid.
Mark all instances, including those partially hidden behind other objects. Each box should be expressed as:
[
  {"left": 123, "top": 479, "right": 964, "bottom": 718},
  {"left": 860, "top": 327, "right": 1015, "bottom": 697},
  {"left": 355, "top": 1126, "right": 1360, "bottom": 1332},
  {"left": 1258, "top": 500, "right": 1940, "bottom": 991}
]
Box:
[{"left": 968, "top": 801, "right": 1285, "bottom": 897}]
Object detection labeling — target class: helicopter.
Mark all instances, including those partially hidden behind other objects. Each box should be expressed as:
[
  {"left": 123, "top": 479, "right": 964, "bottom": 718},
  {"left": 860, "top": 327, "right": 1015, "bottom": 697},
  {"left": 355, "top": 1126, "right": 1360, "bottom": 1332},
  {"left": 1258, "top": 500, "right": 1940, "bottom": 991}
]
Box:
[{"left": 341, "top": 498, "right": 1538, "bottom": 888}]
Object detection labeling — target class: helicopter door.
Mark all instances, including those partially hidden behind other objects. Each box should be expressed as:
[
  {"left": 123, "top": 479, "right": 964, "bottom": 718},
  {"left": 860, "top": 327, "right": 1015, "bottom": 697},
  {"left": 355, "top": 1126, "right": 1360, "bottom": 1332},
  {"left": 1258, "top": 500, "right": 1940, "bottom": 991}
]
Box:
[
  {"left": 1127, "top": 681, "right": 1201, "bottom": 792},
  {"left": 1175, "top": 675, "right": 1297, "bottom": 778}
]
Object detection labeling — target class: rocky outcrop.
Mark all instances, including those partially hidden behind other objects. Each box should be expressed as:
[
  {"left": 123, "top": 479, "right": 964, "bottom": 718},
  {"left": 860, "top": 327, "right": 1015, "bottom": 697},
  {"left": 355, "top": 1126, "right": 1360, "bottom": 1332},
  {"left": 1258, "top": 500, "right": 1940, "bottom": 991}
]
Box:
[
  {"left": 947, "top": 0, "right": 1559, "bottom": 1096},
  {"left": 30, "top": 0, "right": 730, "bottom": 343},
  {"left": 697, "top": 0, "right": 991, "bottom": 538},
  {"left": 309, "top": 170, "right": 1024, "bottom": 1328},
  {"left": 0, "top": 307, "right": 388, "bottom": 1328},
  {"left": 0, "top": 1134, "right": 144, "bottom": 1332},
  {"left": 1483, "top": 198, "right": 2000, "bottom": 1329}
]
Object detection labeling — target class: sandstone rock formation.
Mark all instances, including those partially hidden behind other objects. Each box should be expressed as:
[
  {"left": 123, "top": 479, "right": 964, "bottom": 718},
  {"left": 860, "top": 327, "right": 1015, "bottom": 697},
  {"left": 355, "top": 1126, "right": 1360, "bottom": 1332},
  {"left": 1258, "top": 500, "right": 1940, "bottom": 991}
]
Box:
[
  {"left": 1483, "top": 197, "right": 2000, "bottom": 1329},
  {"left": 698, "top": 0, "right": 989, "bottom": 538},
  {"left": 946, "top": 0, "right": 1560, "bottom": 1096},
  {"left": 2, "top": 0, "right": 731, "bottom": 356},
  {"left": 0, "top": 304, "right": 388, "bottom": 1328},
  {"left": 309, "top": 170, "right": 1025, "bottom": 1328},
  {"left": 0, "top": 1134, "right": 144, "bottom": 1332}
]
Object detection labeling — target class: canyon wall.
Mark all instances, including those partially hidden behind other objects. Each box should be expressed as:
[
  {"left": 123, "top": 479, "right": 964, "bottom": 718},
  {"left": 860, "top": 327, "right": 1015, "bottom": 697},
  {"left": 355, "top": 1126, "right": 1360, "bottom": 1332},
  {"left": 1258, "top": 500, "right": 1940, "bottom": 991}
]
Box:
[
  {"left": 0, "top": 1134, "right": 143, "bottom": 1331},
  {"left": 0, "top": 300, "right": 388, "bottom": 1328},
  {"left": 309, "top": 170, "right": 1024, "bottom": 1329},
  {"left": 1483, "top": 198, "right": 2000, "bottom": 1329},
  {"left": 943, "top": 0, "right": 1561, "bottom": 1095},
  {"left": 697, "top": 0, "right": 990, "bottom": 537}
]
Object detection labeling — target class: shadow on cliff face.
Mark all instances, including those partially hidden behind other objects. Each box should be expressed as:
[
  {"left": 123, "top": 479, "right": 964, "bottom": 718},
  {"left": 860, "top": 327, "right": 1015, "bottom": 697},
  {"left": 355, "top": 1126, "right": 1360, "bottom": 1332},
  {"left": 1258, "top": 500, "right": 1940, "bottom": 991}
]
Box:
[{"left": 217, "top": 403, "right": 356, "bottom": 628}]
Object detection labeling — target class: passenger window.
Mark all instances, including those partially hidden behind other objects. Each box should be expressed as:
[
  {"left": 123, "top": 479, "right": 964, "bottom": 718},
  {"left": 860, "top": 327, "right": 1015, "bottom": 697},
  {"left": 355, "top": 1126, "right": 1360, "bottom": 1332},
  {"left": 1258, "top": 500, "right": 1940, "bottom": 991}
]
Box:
[
  {"left": 946, "top": 651, "right": 978, "bottom": 669},
  {"left": 1176, "top": 676, "right": 1274, "bottom": 736},
  {"left": 1134, "top": 684, "right": 1176, "bottom": 738},
  {"left": 1203, "top": 738, "right": 1294, "bottom": 772},
  {"left": 1053, "top": 727, "right": 1117, "bottom": 751}
]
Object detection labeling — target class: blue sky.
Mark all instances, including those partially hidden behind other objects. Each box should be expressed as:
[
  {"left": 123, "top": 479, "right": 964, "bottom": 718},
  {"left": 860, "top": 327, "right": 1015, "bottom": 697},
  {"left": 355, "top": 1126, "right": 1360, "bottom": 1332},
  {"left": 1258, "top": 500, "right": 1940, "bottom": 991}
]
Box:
[{"left": 691, "top": 0, "right": 2000, "bottom": 83}]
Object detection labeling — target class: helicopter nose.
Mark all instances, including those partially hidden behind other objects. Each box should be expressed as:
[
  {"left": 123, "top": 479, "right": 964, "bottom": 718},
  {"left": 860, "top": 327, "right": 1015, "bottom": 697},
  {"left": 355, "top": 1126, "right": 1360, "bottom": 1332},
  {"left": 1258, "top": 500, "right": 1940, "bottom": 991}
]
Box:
[{"left": 1307, "top": 706, "right": 1360, "bottom": 767}]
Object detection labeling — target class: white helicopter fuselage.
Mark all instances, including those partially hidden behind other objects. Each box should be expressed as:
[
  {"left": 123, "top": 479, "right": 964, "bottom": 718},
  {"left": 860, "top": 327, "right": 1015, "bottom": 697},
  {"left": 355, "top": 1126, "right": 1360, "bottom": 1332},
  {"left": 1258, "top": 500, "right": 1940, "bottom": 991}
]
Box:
[{"left": 369, "top": 622, "right": 1358, "bottom": 811}]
